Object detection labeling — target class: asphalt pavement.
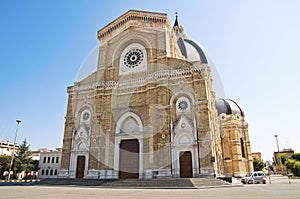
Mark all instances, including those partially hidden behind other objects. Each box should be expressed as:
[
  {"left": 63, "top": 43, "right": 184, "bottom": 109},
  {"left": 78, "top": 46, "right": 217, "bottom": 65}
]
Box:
[{"left": 0, "top": 175, "right": 299, "bottom": 199}]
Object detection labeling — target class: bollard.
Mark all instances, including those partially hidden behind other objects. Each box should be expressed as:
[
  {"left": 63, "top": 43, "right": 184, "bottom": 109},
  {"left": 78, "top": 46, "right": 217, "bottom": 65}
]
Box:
[{"left": 288, "top": 174, "right": 292, "bottom": 184}]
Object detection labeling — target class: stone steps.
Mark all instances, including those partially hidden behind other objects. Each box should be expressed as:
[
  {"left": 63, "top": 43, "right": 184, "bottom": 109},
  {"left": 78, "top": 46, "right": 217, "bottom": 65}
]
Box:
[
  {"left": 190, "top": 178, "right": 231, "bottom": 187},
  {"left": 34, "top": 177, "right": 231, "bottom": 188},
  {"left": 36, "top": 178, "right": 194, "bottom": 187}
]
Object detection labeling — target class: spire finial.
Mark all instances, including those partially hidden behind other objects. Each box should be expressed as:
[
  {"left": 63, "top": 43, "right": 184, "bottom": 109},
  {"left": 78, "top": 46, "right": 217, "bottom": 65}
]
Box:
[{"left": 173, "top": 12, "right": 179, "bottom": 27}]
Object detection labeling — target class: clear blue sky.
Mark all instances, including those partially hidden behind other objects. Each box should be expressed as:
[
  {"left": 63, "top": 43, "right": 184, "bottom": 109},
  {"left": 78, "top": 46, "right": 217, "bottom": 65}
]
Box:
[{"left": 1, "top": 0, "right": 299, "bottom": 162}]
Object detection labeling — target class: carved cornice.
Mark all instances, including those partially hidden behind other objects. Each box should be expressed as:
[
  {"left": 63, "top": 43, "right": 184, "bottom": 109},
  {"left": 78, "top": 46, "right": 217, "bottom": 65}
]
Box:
[
  {"left": 68, "top": 65, "right": 207, "bottom": 93},
  {"left": 97, "top": 10, "right": 170, "bottom": 43}
]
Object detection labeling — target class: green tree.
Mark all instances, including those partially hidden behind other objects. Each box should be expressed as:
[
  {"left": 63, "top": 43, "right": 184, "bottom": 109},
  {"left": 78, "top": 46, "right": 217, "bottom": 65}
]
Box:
[
  {"left": 0, "top": 155, "right": 11, "bottom": 179},
  {"left": 291, "top": 153, "right": 300, "bottom": 161},
  {"left": 14, "top": 139, "right": 34, "bottom": 179},
  {"left": 285, "top": 159, "right": 296, "bottom": 171},
  {"left": 32, "top": 159, "right": 40, "bottom": 179},
  {"left": 280, "top": 154, "right": 289, "bottom": 164},
  {"left": 253, "top": 159, "right": 264, "bottom": 171}
]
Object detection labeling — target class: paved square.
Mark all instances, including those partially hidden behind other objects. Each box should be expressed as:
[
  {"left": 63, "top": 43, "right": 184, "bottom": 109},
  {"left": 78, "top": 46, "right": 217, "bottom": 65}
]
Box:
[{"left": 0, "top": 184, "right": 299, "bottom": 199}]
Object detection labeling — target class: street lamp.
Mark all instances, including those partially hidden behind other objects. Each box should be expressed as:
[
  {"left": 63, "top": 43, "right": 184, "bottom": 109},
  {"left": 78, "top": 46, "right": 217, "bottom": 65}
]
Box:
[
  {"left": 8, "top": 120, "right": 22, "bottom": 181},
  {"left": 274, "top": 134, "right": 283, "bottom": 173}
]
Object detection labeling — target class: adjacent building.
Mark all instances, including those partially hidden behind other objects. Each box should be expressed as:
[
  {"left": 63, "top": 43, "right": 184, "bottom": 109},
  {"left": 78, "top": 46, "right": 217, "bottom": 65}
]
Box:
[
  {"left": 0, "top": 140, "right": 19, "bottom": 156},
  {"left": 273, "top": 148, "right": 294, "bottom": 174},
  {"left": 59, "top": 10, "right": 253, "bottom": 179},
  {"left": 38, "top": 148, "right": 62, "bottom": 179},
  {"left": 251, "top": 152, "right": 262, "bottom": 162},
  {"left": 30, "top": 148, "right": 51, "bottom": 161}
]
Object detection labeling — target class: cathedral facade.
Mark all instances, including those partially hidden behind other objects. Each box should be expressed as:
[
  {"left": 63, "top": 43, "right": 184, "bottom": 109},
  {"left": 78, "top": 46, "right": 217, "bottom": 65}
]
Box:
[{"left": 59, "top": 10, "right": 253, "bottom": 179}]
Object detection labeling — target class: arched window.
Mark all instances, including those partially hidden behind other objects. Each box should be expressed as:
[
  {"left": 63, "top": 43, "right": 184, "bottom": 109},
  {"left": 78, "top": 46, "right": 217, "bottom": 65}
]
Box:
[{"left": 240, "top": 138, "right": 246, "bottom": 158}]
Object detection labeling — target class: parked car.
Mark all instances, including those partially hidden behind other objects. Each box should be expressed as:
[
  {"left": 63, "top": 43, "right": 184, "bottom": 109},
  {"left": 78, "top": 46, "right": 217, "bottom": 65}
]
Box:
[{"left": 241, "top": 171, "right": 266, "bottom": 184}]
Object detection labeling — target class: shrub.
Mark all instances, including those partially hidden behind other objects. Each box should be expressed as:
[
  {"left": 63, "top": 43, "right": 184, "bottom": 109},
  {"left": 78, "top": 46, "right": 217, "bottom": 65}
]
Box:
[
  {"left": 293, "top": 161, "right": 300, "bottom": 176},
  {"left": 286, "top": 159, "right": 300, "bottom": 177}
]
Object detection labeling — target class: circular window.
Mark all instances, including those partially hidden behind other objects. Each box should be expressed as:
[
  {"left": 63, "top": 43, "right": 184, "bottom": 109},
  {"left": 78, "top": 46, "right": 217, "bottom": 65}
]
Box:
[
  {"left": 123, "top": 49, "right": 144, "bottom": 69},
  {"left": 83, "top": 112, "right": 90, "bottom": 120},
  {"left": 181, "top": 123, "right": 186, "bottom": 128},
  {"left": 178, "top": 100, "right": 188, "bottom": 111}
]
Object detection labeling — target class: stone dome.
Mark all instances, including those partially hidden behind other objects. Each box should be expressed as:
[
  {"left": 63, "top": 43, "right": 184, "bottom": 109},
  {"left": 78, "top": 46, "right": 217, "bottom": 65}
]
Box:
[
  {"left": 215, "top": 98, "right": 245, "bottom": 117},
  {"left": 177, "top": 37, "right": 209, "bottom": 64}
]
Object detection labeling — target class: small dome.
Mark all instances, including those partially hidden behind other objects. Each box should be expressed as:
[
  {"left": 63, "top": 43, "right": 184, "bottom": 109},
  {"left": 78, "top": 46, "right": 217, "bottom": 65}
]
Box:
[
  {"left": 216, "top": 99, "right": 245, "bottom": 117},
  {"left": 177, "top": 38, "right": 208, "bottom": 64},
  {"left": 176, "top": 37, "right": 225, "bottom": 98}
]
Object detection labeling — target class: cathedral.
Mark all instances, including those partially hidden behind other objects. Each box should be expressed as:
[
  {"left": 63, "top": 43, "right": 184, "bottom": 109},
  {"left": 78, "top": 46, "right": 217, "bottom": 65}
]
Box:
[{"left": 59, "top": 10, "right": 253, "bottom": 179}]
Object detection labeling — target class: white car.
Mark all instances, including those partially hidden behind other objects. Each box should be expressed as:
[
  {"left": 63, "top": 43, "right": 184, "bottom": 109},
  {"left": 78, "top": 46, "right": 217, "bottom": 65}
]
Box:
[{"left": 241, "top": 171, "right": 267, "bottom": 184}]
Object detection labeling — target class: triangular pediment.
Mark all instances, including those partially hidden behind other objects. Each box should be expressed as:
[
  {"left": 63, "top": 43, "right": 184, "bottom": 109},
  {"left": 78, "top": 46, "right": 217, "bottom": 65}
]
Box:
[{"left": 174, "top": 115, "right": 194, "bottom": 133}]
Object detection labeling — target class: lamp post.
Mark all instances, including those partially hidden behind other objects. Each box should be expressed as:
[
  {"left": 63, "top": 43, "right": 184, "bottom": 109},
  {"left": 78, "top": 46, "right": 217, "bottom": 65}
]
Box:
[
  {"left": 8, "top": 120, "right": 22, "bottom": 181},
  {"left": 274, "top": 134, "right": 283, "bottom": 173}
]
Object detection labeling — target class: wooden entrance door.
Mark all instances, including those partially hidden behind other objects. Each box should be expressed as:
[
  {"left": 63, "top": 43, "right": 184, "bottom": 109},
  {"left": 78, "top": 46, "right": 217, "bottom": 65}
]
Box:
[
  {"left": 119, "top": 139, "right": 139, "bottom": 179},
  {"left": 179, "top": 151, "right": 193, "bottom": 178},
  {"left": 76, "top": 156, "right": 85, "bottom": 179}
]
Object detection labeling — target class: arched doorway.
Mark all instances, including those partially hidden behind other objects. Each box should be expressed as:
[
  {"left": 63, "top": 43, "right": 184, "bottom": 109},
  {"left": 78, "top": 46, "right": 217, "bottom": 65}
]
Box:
[
  {"left": 119, "top": 139, "right": 139, "bottom": 179},
  {"left": 179, "top": 151, "right": 192, "bottom": 178},
  {"left": 171, "top": 116, "right": 199, "bottom": 178},
  {"left": 76, "top": 156, "right": 85, "bottom": 178}
]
